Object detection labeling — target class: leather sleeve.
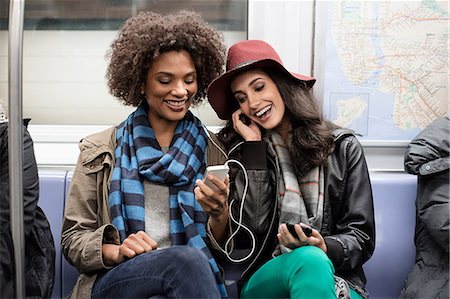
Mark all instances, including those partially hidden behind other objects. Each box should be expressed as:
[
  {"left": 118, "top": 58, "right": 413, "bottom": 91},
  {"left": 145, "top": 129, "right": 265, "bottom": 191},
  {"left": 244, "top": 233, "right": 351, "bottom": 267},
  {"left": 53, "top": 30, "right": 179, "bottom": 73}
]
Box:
[{"left": 324, "top": 135, "right": 375, "bottom": 271}]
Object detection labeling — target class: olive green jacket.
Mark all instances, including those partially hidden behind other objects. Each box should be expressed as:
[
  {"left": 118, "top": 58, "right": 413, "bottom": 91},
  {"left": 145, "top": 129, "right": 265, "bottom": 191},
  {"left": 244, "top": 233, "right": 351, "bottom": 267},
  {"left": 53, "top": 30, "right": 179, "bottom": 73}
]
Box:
[{"left": 61, "top": 126, "right": 227, "bottom": 298}]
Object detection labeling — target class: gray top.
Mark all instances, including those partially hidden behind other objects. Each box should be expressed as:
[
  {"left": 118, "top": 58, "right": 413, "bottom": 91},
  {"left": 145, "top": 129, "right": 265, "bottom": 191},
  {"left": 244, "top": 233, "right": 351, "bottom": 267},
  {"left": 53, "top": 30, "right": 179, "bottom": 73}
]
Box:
[
  {"left": 144, "top": 180, "right": 171, "bottom": 248},
  {"left": 143, "top": 145, "right": 171, "bottom": 248}
]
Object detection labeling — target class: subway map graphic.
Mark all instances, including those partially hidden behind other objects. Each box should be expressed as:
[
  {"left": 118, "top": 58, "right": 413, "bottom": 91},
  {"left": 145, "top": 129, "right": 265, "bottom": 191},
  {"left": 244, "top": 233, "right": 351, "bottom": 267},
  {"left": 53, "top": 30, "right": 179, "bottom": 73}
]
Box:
[{"left": 321, "top": 0, "right": 448, "bottom": 141}]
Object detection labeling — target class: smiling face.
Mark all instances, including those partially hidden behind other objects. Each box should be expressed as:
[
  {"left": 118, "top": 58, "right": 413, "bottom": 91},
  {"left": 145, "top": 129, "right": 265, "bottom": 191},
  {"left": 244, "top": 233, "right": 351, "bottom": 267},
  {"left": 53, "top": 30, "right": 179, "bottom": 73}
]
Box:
[
  {"left": 143, "top": 50, "right": 198, "bottom": 127},
  {"left": 231, "top": 69, "right": 289, "bottom": 133}
]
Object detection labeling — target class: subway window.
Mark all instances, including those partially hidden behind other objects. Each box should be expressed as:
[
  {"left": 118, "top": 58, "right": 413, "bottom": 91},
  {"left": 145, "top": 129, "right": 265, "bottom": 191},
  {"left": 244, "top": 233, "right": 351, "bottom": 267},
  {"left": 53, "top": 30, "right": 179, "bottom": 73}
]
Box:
[{"left": 0, "top": 0, "right": 247, "bottom": 125}]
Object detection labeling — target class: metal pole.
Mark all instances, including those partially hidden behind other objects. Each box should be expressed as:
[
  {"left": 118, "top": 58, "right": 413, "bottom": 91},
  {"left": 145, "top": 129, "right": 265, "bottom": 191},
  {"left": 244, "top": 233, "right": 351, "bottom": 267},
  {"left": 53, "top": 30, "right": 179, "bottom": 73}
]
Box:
[
  {"left": 310, "top": 0, "right": 316, "bottom": 78},
  {"left": 8, "top": 0, "right": 26, "bottom": 297}
]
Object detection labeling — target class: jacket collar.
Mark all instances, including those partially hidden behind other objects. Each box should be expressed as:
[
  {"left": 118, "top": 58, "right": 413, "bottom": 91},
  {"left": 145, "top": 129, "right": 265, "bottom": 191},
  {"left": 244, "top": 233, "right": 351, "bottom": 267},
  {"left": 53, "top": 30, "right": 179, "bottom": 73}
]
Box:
[
  {"left": 79, "top": 126, "right": 116, "bottom": 170},
  {"left": 332, "top": 128, "right": 357, "bottom": 142}
]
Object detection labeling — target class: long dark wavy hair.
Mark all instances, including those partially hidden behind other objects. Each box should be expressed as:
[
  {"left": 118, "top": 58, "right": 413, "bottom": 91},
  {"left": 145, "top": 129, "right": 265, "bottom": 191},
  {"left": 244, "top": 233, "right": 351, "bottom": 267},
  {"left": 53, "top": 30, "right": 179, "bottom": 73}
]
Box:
[{"left": 217, "top": 68, "right": 338, "bottom": 177}]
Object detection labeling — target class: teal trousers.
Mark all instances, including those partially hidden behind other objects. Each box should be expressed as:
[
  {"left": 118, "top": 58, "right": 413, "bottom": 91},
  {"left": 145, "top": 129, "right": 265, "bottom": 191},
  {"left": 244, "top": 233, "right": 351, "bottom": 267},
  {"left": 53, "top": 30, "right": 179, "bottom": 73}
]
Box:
[{"left": 240, "top": 246, "right": 363, "bottom": 299}]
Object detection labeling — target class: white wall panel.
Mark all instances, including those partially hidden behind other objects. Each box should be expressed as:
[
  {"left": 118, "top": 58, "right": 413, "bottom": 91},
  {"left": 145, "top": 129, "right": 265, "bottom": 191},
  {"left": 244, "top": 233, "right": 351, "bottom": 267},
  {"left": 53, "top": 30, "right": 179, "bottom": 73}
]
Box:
[
  {"left": 1, "top": 30, "right": 245, "bottom": 125},
  {"left": 248, "top": 0, "right": 315, "bottom": 77}
]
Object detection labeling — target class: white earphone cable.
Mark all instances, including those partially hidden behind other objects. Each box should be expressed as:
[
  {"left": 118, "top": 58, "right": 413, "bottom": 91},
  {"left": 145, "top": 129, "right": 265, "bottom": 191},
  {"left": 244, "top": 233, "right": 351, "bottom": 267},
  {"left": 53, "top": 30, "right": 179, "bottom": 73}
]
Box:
[
  {"left": 202, "top": 125, "right": 256, "bottom": 262},
  {"left": 221, "top": 159, "right": 256, "bottom": 262}
]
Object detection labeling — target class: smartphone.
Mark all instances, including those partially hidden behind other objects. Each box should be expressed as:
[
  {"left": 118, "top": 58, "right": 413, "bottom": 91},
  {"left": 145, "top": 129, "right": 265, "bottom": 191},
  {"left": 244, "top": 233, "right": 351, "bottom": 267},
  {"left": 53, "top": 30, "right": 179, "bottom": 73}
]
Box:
[
  {"left": 239, "top": 114, "right": 251, "bottom": 126},
  {"left": 286, "top": 223, "right": 313, "bottom": 238},
  {"left": 202, "top": 164, "right": 230, "bottom": 192}
]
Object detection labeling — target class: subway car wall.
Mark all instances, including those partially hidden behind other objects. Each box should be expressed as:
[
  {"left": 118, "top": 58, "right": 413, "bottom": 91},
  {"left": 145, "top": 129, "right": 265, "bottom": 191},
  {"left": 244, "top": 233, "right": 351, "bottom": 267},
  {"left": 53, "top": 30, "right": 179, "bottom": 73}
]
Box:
[
  {"left": 1, "top": 0, "right": 448, "bottom": 170},
  {"left": 1, "top": 1, "right": 448, "bottom": 299}
]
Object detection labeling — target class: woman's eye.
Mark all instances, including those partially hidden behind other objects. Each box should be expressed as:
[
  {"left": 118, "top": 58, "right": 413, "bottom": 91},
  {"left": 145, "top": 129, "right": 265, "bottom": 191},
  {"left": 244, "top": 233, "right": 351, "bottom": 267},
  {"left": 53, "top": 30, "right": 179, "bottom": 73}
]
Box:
[
  {"left": 236, "top": 95, "right": 247, "bottom": 103},
  {"left": 159, "top": 79, "right": 170, "bottom": 84},
  {"left": 254, "top": 84, "right": 264, "bottom": 92}
]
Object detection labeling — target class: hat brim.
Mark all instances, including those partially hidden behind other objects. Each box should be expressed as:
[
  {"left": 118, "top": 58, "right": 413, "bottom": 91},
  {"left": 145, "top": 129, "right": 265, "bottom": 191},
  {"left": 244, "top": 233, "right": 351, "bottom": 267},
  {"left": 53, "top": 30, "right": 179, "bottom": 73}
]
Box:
[{"left": 207, "top": 59, "right": 316, "bottom": 120}]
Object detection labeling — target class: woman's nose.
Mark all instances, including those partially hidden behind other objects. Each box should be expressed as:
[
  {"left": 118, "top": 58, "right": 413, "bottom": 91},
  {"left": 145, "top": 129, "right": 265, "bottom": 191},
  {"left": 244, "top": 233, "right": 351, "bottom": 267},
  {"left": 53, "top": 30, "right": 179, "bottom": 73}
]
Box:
[
  {"left": 248, "top": 95, "right": 261, "bottom": 109},
  {"left": 171, "top": 82, "right": 189, "bottom": 97}
]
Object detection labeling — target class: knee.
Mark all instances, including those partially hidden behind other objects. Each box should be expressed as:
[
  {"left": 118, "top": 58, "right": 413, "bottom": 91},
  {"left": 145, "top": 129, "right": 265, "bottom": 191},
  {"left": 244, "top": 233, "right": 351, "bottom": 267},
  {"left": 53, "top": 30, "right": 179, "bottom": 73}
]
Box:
[
  {"left": 167, "top": 246, "right": 210, "bottom": 270},
  {"left": 289, "top": 246, "right": 334, "bottom": 273}
]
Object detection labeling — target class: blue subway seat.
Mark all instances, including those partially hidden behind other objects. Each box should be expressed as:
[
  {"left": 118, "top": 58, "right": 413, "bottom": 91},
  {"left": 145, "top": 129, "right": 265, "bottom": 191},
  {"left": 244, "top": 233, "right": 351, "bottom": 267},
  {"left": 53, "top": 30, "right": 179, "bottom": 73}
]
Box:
[
  {"left": 38, "top": 170, "right": 417, "bottom": 299},
  {"left": 61, "top": 171, "right": 79, "bottom": 298},
  {"left": 38, "top": 169, "right": 68, "bottom": 299},
  {"left": 363, "top": 172, "right": 416, "bottom": 298}
]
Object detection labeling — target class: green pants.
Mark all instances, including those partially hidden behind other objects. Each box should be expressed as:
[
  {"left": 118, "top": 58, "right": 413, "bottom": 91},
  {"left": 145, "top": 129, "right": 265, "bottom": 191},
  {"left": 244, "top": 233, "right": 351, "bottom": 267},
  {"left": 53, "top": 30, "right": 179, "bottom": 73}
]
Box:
[{"left": 241, "top": 246, "right": 363, "bottom": 299}]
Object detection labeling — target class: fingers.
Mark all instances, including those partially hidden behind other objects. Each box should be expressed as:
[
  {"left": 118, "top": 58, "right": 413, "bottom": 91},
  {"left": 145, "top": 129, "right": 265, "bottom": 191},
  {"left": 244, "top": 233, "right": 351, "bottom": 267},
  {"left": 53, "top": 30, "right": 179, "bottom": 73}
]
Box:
[
  {"left": 278, "top": 223, "right": 327, "bottom": 252},
  {"left": 137, "top": 231, "right": 159, "bottom": 249},
  {"left": 119, "top": 231, "right": 158, "bottom": 259},
  {"left": 231, "top": 110, "right": 262, "bottom": 141},
  {"left": 232, "top": 110, "right": 251, "bottom": 133},
  {"left": 196, "top": 174, "right": 229, "bottom": 199},
  {"left": 204, "top": 174, "right": 229, "bottom": 195},
  {"left": 278, "top": 223, "right": 308, "bottom": 249},
  {"left": 232, "top": 110, "right": 243, "bottom": 131},
  {"left": 278, "top": 223, "right": 297, "bottom": 245},
  {"left": 195, "top": 177, "right": 229, "bottom": 218}
]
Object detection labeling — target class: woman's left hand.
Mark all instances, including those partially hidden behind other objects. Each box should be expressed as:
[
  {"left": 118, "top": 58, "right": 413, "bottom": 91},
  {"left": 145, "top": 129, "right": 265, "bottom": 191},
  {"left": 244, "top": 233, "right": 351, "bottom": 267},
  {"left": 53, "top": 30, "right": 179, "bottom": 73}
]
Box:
[
  {"left": 278, "top": 223, "right": 328, "bottom": 253},
  {"left": 195, "top": 175, "right": 230, "bottom": 243},
  {"left": 194, "top": 175, "right": 230, "bottom": 220}
]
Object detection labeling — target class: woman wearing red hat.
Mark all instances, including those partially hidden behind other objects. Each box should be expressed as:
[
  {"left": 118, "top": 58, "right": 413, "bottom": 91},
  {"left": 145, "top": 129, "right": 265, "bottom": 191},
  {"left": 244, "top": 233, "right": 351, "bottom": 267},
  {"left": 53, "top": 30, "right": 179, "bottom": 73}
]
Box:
[{"left": 196, "top": 40, "right": 375, "bottom": 299}]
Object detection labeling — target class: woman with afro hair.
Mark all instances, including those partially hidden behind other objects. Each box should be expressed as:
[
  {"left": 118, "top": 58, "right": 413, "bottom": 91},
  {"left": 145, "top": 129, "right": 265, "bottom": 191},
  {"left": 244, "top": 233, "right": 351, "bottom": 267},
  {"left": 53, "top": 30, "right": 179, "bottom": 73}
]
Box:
[{"left": 61, "top": 10, "right": 229, "bottom": 298}]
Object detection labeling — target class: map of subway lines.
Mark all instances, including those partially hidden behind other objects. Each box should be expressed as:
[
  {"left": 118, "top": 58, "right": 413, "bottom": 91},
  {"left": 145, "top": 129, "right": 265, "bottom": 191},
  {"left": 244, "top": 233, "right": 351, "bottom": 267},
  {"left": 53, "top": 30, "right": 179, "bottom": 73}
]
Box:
[{"left": 325, "top": 0, "right": 448, "bottom": 140}]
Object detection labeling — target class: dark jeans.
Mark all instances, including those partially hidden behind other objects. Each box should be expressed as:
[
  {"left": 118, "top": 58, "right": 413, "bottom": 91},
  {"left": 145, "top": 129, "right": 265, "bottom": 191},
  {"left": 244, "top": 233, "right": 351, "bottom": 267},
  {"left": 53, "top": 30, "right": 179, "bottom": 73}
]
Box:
[{"left": 92, "top": 246, "right": 221, "bottom": 299}]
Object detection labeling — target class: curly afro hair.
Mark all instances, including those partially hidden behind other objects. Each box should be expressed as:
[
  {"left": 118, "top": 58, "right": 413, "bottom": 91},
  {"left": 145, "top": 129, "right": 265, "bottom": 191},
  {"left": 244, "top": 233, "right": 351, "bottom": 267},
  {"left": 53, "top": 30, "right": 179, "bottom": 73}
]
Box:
[{"left": 105, "top": 10, "right": 226, "bottom": 107}]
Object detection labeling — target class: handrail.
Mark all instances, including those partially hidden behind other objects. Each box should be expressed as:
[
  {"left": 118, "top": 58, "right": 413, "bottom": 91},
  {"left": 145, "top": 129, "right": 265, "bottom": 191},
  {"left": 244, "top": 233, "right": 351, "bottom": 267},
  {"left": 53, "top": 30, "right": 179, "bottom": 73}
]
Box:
[{"left": 8, "top": 0, "right": 26, "bottom": 297}]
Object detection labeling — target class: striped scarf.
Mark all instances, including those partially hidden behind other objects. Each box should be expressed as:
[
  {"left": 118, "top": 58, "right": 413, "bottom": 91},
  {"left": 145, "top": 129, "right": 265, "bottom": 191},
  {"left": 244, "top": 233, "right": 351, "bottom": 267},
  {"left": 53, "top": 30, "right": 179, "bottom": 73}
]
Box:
[
  {"left": 266, "top": 131, "right": 324, "bottom": 255},
  {"left": 109, "top": 103, "right": 227, "bottom": 297}
]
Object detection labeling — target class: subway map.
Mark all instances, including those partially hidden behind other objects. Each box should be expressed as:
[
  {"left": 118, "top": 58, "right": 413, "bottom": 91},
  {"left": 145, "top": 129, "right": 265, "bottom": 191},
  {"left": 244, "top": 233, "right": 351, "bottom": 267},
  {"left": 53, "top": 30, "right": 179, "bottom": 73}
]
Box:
[{"left": 321, "top": 0, "right": 448, "bottom": 141}]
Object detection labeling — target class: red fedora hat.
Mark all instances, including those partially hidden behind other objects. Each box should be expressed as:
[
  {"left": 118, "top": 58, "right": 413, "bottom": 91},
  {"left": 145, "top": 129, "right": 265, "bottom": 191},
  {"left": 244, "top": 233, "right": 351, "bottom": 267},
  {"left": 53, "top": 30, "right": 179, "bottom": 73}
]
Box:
[{"left": 207, "top": 40, "right": 316, "bottom": 120}]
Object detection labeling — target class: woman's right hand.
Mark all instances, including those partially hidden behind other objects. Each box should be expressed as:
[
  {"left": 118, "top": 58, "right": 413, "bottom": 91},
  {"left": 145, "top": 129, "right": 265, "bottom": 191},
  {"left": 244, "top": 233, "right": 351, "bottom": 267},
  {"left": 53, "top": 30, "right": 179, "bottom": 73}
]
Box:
[
  {"left": 102, "top": 231, "right": 158, "bottom": 266},
  {"left": 195, "top": 176, "right": 230, "bottom": 243},
  {"left": 278, "top": 223, "right": 328, "bottom": 253},
  {"left": 195, "top": 175, "right": 230, "bottom": 220},
  {"left": 232, "top": 110, "right": 261, "bottom": 141}
]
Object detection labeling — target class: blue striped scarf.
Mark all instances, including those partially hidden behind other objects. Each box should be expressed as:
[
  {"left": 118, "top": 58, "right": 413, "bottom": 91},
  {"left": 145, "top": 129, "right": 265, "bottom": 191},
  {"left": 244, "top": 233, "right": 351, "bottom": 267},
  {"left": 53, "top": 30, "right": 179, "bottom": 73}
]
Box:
[{"left": 109, "top": 104, "right": 227, "bottom": 297}]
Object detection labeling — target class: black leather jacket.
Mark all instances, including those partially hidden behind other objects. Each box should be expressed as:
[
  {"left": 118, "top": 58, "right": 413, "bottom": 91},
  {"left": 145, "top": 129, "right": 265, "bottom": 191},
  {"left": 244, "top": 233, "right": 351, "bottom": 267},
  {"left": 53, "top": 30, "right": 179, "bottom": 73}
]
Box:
[{"left": 219, "top": 129, "right": 375, "bottom": 297}]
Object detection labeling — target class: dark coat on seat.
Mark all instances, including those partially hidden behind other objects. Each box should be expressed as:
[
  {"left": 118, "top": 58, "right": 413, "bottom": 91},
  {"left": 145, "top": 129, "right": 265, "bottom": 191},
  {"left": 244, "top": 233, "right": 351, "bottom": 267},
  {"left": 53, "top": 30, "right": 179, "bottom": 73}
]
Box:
[
  {"left": 400, "top": 116, "right": 449, "bottom": 299},
  {"left": 0, "top": 120, "right": 56, "bottom": 298}
]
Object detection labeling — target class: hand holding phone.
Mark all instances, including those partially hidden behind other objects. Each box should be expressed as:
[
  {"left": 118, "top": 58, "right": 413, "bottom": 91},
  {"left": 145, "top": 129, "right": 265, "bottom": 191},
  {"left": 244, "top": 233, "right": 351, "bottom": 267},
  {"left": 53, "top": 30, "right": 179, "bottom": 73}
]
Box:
[
  {"left": 239, "top": 113, "right": 251, "bottom": 126},
  {"left": 202, "top": 165, "right": 229, "bottom": 192},
  {"left": 232, "top": 110, "right": 262, "bottom": 142},
  {"left": 286, "top": 223, "right": 313, "bottom": 238}
]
